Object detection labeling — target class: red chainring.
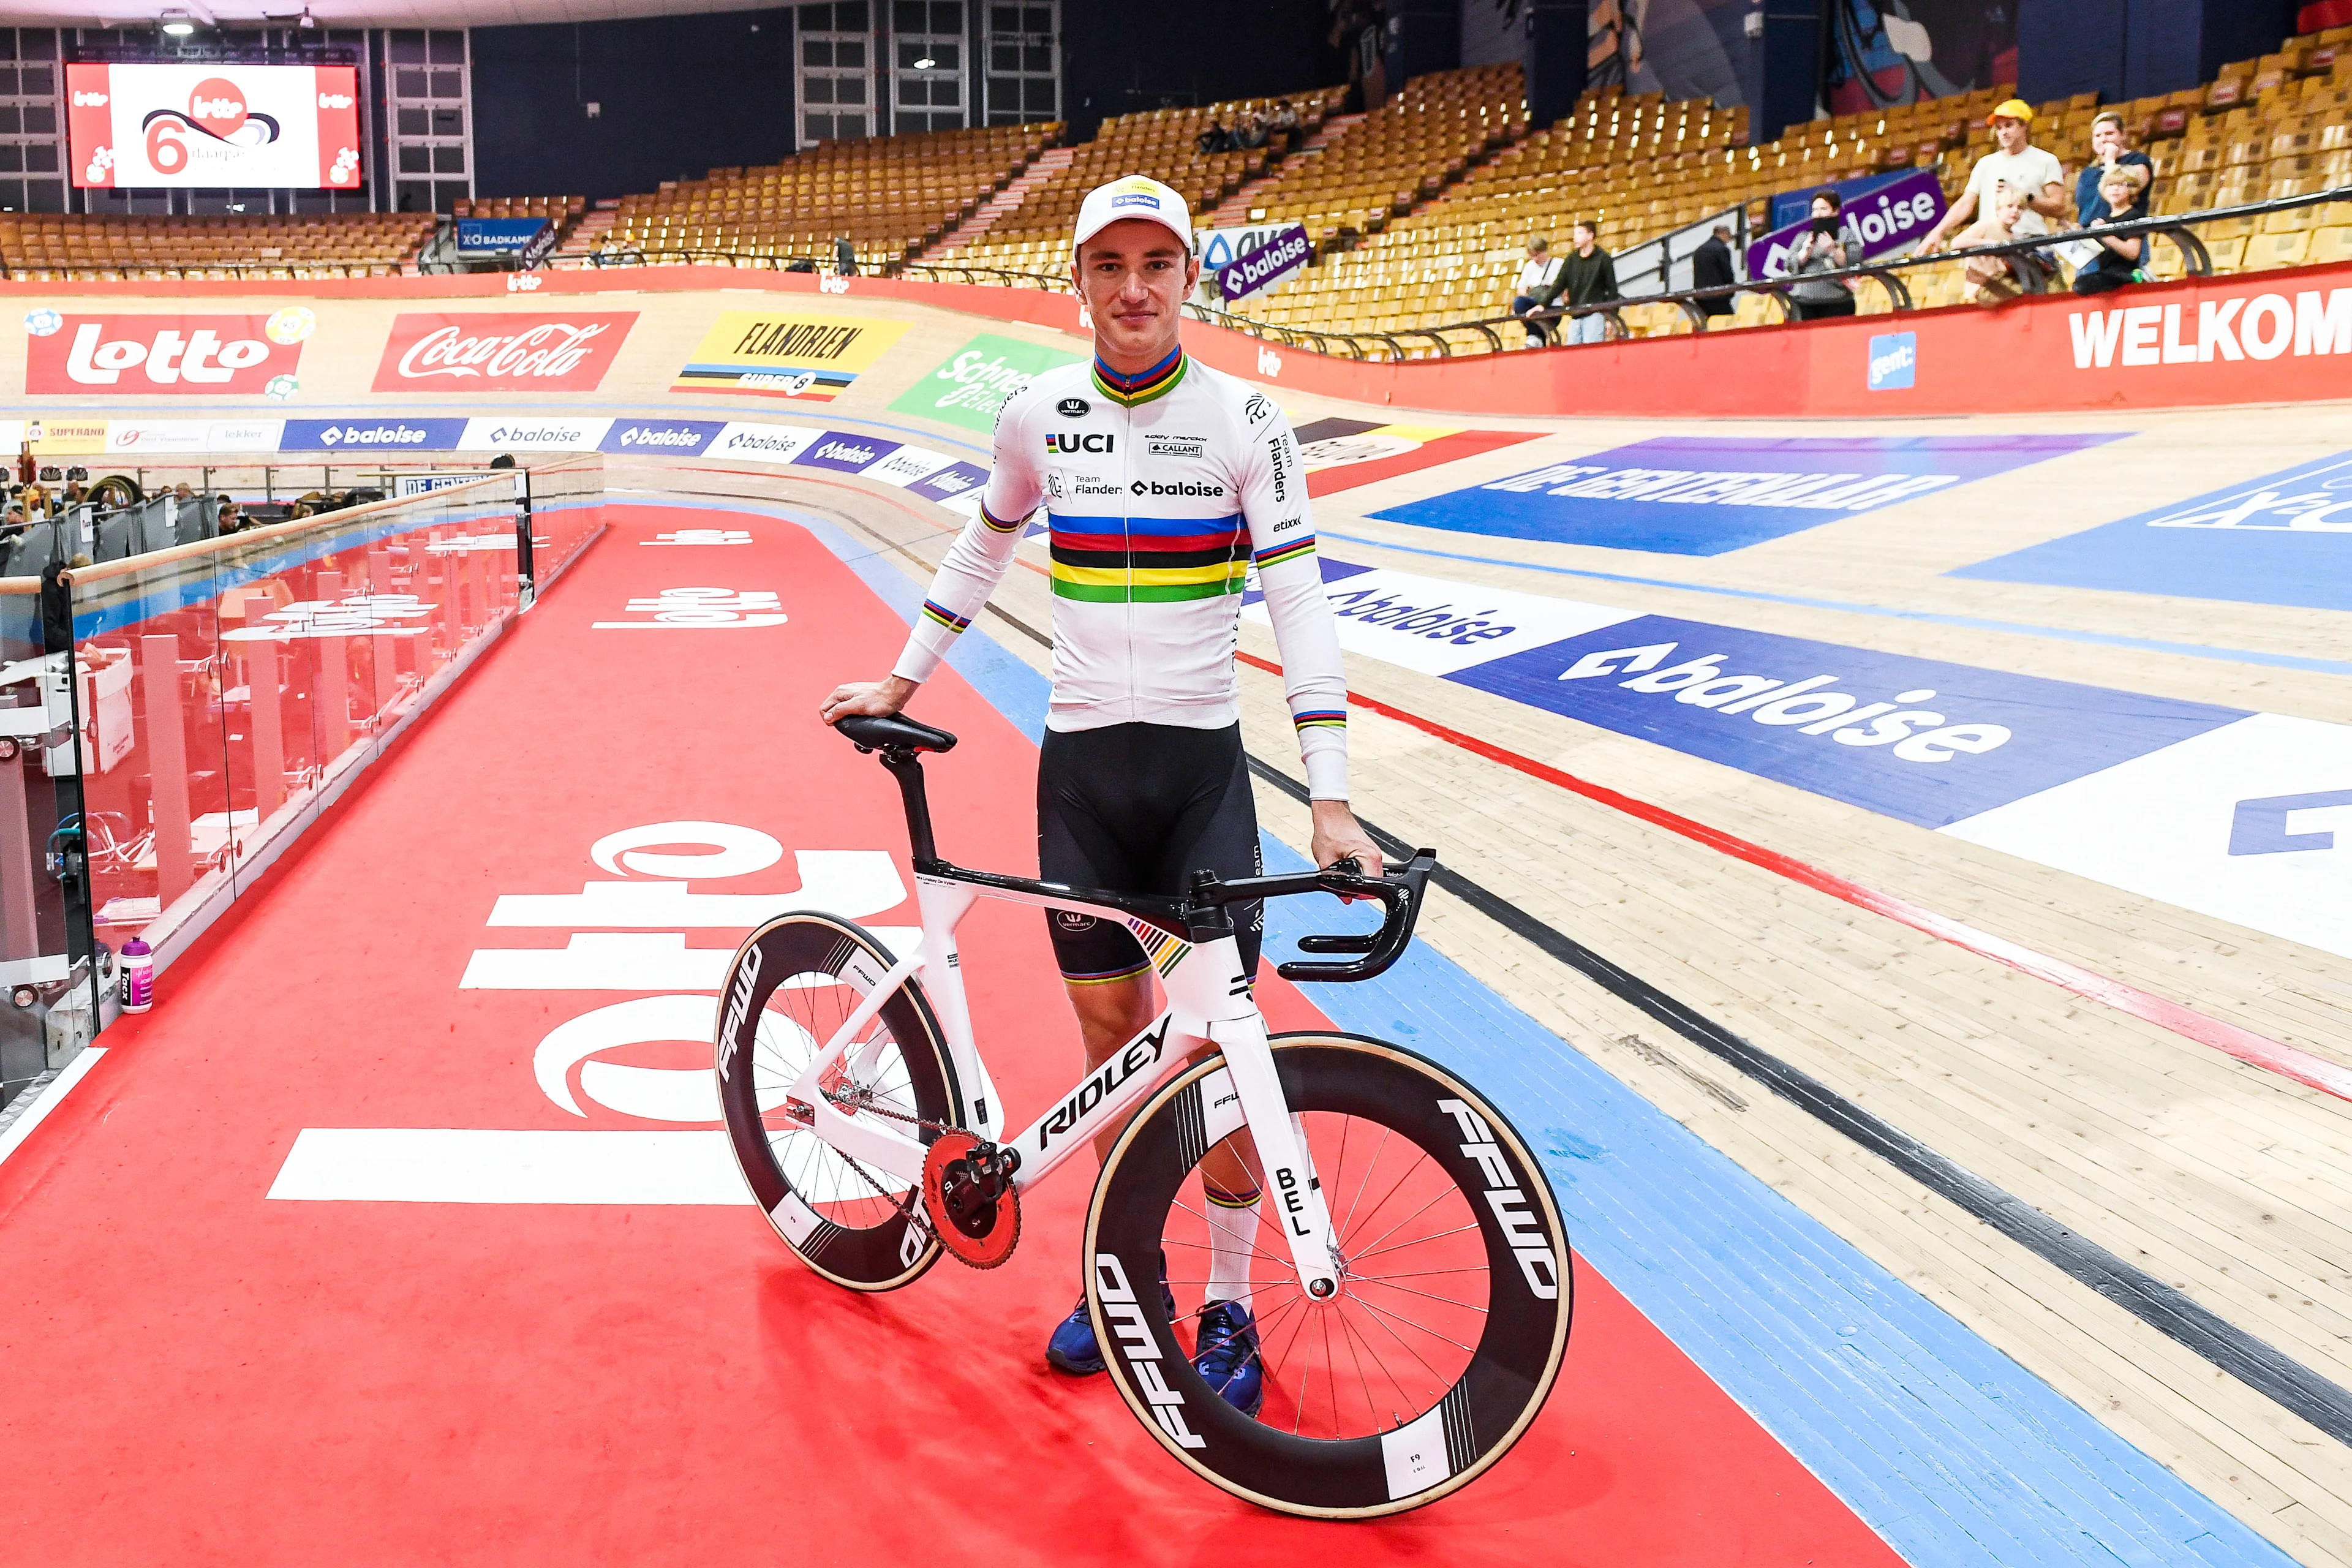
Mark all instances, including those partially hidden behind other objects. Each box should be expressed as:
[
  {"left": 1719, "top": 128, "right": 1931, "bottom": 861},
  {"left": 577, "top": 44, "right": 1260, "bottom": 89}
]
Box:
[{"left": 921, "top": 1131, "right": 1022, "bottom": 1269}]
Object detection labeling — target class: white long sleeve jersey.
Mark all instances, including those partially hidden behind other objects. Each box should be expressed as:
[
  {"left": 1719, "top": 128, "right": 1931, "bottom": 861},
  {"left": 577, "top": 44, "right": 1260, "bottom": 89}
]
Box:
[{"left": 892, "top": 347, "right": 1349, "bottom": 799}]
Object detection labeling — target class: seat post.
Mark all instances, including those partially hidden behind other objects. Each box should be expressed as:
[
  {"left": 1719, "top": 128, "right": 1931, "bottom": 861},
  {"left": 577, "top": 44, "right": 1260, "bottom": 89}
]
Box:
[{"left": 877, "top": 747, "right": 943, "bottom": 870}]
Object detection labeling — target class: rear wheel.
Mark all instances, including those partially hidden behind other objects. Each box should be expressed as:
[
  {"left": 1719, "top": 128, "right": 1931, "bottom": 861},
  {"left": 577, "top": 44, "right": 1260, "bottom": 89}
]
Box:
[
  {"left": 1085, "top": 1033, "right": 1570, "bottom": 1517},
  {"left": 715, "top": 913, "right": 959, "bottom": 1292}
]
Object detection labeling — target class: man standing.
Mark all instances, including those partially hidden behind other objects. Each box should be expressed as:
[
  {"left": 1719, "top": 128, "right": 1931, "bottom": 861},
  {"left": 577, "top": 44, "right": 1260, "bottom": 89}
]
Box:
[
  {"left": 1690, "top": 223, "right": 1737, "bottom": 318},
  {"left": 1559, "top": 219, "right": 1621, "bottom": 344},
  {"left": 821, "top": 175, "right": 1379, "bottom": 1414},
  {"left": 1510, "top": 236, "right": 1565, "bottom": 347},
  {"left": 1919, "top": 98, "right": 2066, "bottom": 252}
]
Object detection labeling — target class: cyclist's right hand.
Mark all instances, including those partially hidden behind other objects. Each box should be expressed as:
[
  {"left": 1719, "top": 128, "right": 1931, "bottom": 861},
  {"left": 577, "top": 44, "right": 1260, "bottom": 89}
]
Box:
[{"left": 820, "top": 674, "right": 918, "bottom": 726}]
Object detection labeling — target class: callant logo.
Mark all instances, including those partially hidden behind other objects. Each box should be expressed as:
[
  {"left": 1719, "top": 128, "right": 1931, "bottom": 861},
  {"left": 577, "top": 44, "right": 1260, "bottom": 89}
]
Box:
[
  {"left": 25, "top": 314, "right": 301, "bottom": 396},
  {"left": 371, "top": 312, "right": 638, "bottom": 393}
]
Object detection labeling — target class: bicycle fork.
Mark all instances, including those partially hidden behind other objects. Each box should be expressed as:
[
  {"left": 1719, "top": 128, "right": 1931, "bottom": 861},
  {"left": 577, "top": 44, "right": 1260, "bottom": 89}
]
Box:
[{"left": 1210, "top": 1013, "right": 1343, "bottom": 1302}]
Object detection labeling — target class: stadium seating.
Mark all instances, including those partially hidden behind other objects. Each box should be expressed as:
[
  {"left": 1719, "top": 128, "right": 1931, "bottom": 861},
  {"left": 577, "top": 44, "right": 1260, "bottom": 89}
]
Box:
[
  {"left": 0, "top": 213, "right": 436, "bottom": 281},
  {"left": 941, "top": 87, "right": 1350, "bottom": 277},
  {"left": 576, "top": 124, "right": 1056, "bottom": 271}
]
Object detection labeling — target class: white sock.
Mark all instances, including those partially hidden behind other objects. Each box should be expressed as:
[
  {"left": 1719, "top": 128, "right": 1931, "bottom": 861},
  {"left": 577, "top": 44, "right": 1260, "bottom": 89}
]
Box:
[{"left": 1202, "top": 1179, "right": 1262, "bottom": 1313}]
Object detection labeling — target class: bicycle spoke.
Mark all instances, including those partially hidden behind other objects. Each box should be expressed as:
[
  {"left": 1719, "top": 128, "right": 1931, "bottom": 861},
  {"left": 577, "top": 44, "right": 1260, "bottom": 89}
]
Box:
[
  {"left": 1349, "top": 1276, "right": 1490, "bottom": 1314},
  {"left": 1341, "top": 1177, "right": 1461, "bottom": 1264},
  {"left": 1346, "top": 1287, "right": 1463, "bottom": 1394},
  {"left": 1348, "top": 1220, "right": 1484, "bottom": 1265},
  {"left": 1350, "top": 1291, "right": 1480, "bottom": 1359}
]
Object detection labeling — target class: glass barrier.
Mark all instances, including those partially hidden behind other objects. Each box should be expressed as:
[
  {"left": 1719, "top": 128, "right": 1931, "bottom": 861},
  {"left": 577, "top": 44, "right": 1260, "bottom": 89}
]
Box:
[
  {"left": 524, "top": 458, "right": 606, "bottom": 589},
  {"left": 0, "top": 578, "right": 97, "bottom": 1113}
]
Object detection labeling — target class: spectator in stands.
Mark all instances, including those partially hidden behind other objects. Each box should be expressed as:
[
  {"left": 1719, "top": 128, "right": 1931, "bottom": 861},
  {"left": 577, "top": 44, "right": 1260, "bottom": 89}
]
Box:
[
  {"left": 2078, "top": 111, "right": 2153, "bottom": 222},
  {"left": 1559, "top": 221, "right": 1621, "bottom": 345},
  {"left": 59, "top": 480, "right": 86, "bottom": 510},
  {"left": 1954, "top": 183, "right": 2030, "bottom": 305},
  {"left": 1785, "top": 192, "right": 1856, "bottom": 321},
  {"left": 834, "top": 235, "right": 858, "bottom": 276},
  {"left": 1, "top": 502, "right": 25, "bottom": 540},
  {"left": 1237, "top": 110, "right": 1269, "bottom": 151},
  {"left": 2070, "top": 165, "right": 2153, "bottom": 296},
  {"left": 1510, "top": 237, "right": 1566, "bottom": 347},
  {"left": 18, "top": 483, "right": 47, "bottom": 519},
  {"left": 1274, "top": 99, "right": 1303, "bottom": 152},
  {"left": 216, "top": 496, "right": 247, "bottom": 535},
  {"left": 1919, "top": 99, "right": 2065, "bottom": 252},
  {"left": 1691, "top": 224, "right": 1738, "bottom": 319},
  {"left": 1197, "top": 121, "right": 1232, "bottom": 156}
]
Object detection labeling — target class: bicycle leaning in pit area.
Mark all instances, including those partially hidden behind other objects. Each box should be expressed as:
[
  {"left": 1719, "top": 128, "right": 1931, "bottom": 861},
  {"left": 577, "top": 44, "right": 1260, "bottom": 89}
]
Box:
[{"left": 714, "top": 712, "right": 1571, "bottom": 1518}]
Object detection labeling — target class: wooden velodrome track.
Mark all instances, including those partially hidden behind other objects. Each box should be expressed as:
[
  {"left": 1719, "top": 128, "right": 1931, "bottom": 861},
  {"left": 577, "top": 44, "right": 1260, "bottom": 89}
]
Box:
[{"left": 2, "top": 278, "right": 2349, "bottom": 1563}]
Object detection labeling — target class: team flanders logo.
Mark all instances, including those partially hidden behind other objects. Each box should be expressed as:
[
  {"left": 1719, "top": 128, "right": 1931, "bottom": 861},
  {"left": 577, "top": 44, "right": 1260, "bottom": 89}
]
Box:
[{"left": 672, "top": 309, "right": 911, "bottom": 402}]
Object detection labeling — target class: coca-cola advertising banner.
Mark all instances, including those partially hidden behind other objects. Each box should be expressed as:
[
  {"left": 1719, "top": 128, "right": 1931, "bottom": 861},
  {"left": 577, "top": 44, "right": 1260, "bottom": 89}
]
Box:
[
  {"left": 24, "top": 310, "right": 310, "bottom": 395},
  {"left": 371, "top": 311, "right": 638, "bottom": 393}
]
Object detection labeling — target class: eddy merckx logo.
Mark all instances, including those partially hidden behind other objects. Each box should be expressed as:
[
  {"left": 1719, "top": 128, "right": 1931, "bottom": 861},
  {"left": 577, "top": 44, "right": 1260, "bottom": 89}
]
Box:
[
  {"left": 1558, "top": 641, "right": 2015, "bottom": 764},
  {"left": 1868, "top": 331, "right": 1916, "bottom": 391}
]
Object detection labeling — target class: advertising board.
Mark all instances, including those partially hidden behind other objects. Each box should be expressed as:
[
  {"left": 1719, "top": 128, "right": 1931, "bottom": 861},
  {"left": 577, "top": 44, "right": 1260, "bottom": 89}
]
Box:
[
  {"left": 66, "top": 63, "right": 360, "bottom": 189},
  {"left": 672, "top": 311, "right": 911, "bottom": 401},
  {"left": 371, "top": 312, "right": 638, "bottom": 393}
]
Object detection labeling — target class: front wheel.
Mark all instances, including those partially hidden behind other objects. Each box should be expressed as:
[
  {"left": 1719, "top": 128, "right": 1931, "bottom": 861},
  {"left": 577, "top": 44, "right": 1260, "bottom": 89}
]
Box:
[{"left": 1084, "top": 1032, "right": 1571, "bottom": 1518}]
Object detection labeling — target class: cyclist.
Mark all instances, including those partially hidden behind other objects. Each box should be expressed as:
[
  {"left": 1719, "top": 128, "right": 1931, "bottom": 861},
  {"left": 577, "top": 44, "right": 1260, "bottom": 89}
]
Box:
[{"left": 821, "top": 173, "right": 1379, "bottom": 1414}]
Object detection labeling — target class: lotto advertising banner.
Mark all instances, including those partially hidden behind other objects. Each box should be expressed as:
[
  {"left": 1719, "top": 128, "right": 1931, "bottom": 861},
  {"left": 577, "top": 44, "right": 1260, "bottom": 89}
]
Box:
[
  {"left": 671, "top": 311, "right": 912, "bottom": 401},
  {"left": 1952, "top": 450, "right": 2352, "bottom": 612},
  {"left": 23, "top": 307, "right": 313, "bottom": 396},
  {"left": 371, "top": 312, "right": 638, "bottom": 393},
  {"left": 886, "top": 333, "right": 1082, "bottom": 434},
  {"left": 1749, "top": 169, "right": 1945, "bottom": 280},
  {"left": 1370, "top": 434, "right": 2119, "bottom": 554},
  {"left": 66, "top": 63, "right": 360, "bottom": 189}
]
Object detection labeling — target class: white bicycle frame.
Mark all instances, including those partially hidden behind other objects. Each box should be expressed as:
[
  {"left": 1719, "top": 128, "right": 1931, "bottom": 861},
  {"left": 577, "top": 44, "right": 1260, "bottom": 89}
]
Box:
[{"left": 780, "top": 869, "right": 1345, "bottom": 1301}]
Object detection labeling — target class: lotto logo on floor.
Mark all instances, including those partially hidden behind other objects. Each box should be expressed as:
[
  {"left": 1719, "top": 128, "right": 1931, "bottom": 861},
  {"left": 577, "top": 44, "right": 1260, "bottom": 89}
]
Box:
[
  {"left": 1369, "top": 434, "right": 2119, "bottom": 555},
  {"left": 1952, "top": 450, "right": 2352, "bottom": 612}
]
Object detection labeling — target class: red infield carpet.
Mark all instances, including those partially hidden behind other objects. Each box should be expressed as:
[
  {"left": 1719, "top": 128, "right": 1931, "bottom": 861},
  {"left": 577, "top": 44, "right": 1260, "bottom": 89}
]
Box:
[{"left": 0, "top": 503, "right": 1902, "bottom": 1566}]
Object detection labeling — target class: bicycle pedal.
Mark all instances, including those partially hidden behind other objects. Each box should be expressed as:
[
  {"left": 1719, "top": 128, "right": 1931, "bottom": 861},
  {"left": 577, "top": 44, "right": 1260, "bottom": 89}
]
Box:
[{"left": 921, "top": 1131, "right": 1022, "bottom": 1269}]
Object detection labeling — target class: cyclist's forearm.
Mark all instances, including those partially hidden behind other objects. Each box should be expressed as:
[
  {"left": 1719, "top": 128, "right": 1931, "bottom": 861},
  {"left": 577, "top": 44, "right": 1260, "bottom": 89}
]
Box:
[
  {"left": 893, "top": 500, "right": 1024, "bottom": 682},
  {"left": 1254, "top": 552, "right": 1349, "bottom": 801}
]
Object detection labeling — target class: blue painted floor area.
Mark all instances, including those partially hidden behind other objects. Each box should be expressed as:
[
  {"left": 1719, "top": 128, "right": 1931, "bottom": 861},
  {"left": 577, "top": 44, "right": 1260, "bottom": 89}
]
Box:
[
  {"left": 659, "top": 498, "right": 2288, "bottom": 1568},
  {"left": 1951, "top": 453, "right": 2352, "bottom": 614},
  {"left": 1327, "top": 527, "right": 2352, "bottom": 680}
]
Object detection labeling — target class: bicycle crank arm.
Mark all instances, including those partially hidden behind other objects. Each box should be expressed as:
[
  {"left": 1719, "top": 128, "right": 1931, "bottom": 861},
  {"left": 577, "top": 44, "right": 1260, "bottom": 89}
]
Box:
[{"left": 1210, "top": 1016, "right": 1341, "bottom": 1299}]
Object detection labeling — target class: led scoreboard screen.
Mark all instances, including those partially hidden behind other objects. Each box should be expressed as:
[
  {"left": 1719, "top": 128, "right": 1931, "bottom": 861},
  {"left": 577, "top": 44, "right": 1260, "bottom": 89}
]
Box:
[{"left": 66, "top": 63, "right": 361, "bottom": 189}]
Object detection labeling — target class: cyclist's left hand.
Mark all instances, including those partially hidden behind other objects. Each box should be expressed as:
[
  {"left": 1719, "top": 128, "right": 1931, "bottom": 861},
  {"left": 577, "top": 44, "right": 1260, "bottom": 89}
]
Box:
[{"left": 1310, "top": 801, "right": 1383, "bottom": 894}]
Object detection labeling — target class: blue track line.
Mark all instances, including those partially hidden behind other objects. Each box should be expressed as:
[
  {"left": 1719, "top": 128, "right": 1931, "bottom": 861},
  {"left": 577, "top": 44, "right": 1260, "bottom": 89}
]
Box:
[
  {"left": 638, "top": 495, "right": 2294, "bottom": 1568},
  {"left": 1322, "top": 527, "right": 2352, "bottom": 679}
]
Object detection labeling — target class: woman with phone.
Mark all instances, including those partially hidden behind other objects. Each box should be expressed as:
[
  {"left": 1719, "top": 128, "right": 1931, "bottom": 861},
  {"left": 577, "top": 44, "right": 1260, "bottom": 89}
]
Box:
[{"left": 1784, "top": 190, "right": 1855, "bottom": 322}]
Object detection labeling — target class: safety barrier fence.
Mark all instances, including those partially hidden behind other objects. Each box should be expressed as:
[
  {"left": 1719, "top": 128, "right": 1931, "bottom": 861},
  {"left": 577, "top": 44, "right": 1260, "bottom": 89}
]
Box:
[
  {"left": 0, "top": 456, "right": 603, "bottom": 1115},
  {"left": 565, "top": 183, "right": 2351, "bottom": 363}
]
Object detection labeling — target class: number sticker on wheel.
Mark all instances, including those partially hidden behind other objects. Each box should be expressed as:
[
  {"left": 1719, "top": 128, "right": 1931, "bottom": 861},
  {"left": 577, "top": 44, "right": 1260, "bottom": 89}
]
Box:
[
  {"left": 1085, "top": 1033, "right": 1570, "bottom": 1517},
  {"left": 715, "top": 913, "right": 961, "bottom": 1292}
]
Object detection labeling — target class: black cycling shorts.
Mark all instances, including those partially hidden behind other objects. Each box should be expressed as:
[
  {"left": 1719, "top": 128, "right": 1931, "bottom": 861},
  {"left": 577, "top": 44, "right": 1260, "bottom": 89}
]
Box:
[{"left": 1036, "top": 722, "right": 1262, "bottom": 985}]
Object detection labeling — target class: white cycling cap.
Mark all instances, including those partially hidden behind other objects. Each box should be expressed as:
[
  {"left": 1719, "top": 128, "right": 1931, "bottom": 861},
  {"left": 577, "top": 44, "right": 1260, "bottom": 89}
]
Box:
[{"left": 1072, "top": 175, "right": 1193, "bottom": 255}]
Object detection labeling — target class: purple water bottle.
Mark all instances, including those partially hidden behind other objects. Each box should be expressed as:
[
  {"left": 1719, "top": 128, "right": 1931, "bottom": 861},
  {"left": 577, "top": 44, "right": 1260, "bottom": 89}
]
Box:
[{"left": 119, "top": 937, "right": 154, "bottom": 1014}]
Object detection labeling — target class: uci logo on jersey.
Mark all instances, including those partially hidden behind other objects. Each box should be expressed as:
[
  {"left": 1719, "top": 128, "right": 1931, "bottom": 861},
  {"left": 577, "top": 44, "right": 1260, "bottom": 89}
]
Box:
[
  {"left": 1057, "top": 397, "right": 1091, "bottom": 418},
  {"left": 1046, "top": 432, "right": 1114, "bottom": 454}
]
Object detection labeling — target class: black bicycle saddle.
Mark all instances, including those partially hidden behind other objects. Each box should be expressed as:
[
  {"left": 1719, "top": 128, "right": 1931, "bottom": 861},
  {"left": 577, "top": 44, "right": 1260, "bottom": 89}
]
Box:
[{"left": 835, "top": 713, "right": 959, "bottom": 754}]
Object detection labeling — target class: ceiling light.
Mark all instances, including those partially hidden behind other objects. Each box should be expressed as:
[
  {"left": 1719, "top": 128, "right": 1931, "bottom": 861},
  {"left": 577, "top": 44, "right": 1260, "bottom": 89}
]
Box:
[
  {"left": 298, "top": 6, "right": 315, "bottom": 27},
  {"left": 914, "top": 56, "right": 935, "bottom": 69},
  {"left": 160, "top": 10, "right": 194, "bottom": 33}
]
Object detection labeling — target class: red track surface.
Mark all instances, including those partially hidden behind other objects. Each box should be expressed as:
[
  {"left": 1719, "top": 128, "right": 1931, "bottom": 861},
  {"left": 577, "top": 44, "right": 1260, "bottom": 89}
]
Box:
[{"left": 0, "top": 506, "right": 1899, "bottom": 1566}]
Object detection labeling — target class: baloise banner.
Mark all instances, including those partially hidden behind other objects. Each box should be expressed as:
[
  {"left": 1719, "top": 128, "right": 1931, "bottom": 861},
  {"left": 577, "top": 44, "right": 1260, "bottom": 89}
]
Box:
[
  {"left": 886, "top": 332, "right": 1081, "bottom": 434},
  {"left": 1747, "top": 167, "right": 1945, "bottom": 281}
]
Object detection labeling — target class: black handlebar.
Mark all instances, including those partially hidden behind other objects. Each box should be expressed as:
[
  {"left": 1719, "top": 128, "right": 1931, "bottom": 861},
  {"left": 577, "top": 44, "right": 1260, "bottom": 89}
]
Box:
[{"left": 1194, "top": 850, "right": 1438, "bottom": 984}]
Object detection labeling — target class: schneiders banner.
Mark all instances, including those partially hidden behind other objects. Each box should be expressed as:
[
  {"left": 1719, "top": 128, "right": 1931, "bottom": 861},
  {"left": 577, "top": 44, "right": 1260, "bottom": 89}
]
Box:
[
  {"left": 23, "top": 307, "right": 314, "bottom": 396},
  {"left": 371, "top": 311, "right": 639, "bottom": 393},
  {"left": 886, "top": 332, "right": 1082, "bottom": 434},
  {"left": 671, "top": 311, "right": 912, "bottom": 401}
]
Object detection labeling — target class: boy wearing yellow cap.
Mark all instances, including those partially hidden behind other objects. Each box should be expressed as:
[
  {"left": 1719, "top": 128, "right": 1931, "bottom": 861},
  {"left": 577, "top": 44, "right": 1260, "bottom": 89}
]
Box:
[{"left": 1920, "top": 98, "right": 2066, "bottom": 254}]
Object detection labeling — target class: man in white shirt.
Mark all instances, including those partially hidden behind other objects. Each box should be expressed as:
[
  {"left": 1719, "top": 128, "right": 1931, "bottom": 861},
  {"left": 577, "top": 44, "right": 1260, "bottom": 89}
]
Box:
[
  {"left": 1510, "top": 236, "right": 1565, "bottom": 347},
  {"left": 1920, "top": 98, "right": 2066, "bottom": 251}
]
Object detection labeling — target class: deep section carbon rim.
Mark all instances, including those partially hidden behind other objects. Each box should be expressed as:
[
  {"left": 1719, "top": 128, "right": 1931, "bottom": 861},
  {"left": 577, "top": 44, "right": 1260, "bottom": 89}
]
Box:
[
  {"left": 1085, "top": 1034, "right": 1570, "bottom": 1517},
  {"left": 715, "top": 913, "right": 958, "bottom": 1292}
]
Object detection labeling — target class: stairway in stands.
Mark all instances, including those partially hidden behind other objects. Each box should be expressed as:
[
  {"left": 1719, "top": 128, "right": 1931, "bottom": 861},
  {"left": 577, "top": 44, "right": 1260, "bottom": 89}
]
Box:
[
  {"left": 1202, "top": 113, "right": 1364, "bottom": 227},
  {"left": 929, "top": 146, "right": 1076, "bottom": 255},
  {"left": 551, "top": 205, "right": 619, "bottom": 265}
]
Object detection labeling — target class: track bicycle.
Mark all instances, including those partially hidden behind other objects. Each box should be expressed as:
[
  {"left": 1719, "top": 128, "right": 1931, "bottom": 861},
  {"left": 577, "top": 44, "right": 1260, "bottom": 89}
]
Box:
[{"left": 714, "top": 712, "right": 1572, "bottom": 1517}]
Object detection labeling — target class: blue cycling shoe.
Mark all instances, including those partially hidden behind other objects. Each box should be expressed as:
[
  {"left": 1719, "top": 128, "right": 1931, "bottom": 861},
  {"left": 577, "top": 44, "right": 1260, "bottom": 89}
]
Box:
[
  {"left": 1047, "top": 1256, "right": 1174, "bottom": 1376},
  {"left": 1194, "top": 1298, "right": 1265, "bottom": 1417}
]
